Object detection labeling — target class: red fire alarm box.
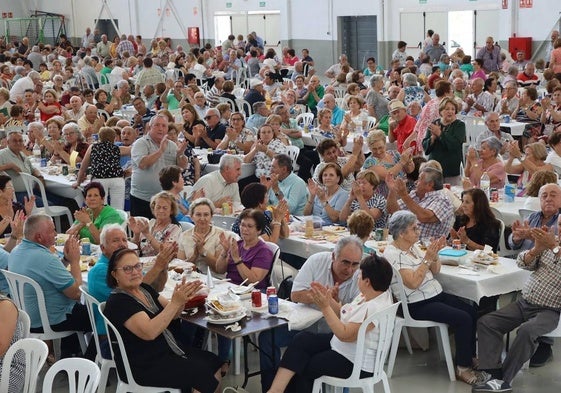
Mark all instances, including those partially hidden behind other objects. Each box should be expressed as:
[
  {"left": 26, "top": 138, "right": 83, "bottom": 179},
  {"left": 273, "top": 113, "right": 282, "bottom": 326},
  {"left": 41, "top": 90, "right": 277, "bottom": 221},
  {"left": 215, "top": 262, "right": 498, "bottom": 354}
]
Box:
[{"left": 509, "top": 36, "right": 532, "bottom": 59}]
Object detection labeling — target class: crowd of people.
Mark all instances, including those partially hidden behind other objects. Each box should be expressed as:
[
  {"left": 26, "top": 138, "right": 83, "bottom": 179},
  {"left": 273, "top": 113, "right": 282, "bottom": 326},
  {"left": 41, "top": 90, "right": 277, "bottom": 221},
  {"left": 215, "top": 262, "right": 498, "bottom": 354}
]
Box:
[{"left": 1, "top": 27, "right": 561, "bottom": 393}]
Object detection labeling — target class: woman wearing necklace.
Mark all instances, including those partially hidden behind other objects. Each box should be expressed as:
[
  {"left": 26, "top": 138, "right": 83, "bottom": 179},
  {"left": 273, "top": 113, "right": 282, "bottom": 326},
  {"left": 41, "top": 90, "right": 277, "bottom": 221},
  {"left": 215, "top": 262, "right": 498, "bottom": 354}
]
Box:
[
  {"left": 103, "top": 248, "right": 223, "bottom": 392},
  {"left": 66, "top": 182, "right": 124, "bottom": 244},
  {"left": 463, "top": 136, "right": 506, "bottom": 189},
  {"left": 304, "top": 163, "right": 349, "bottom": 226},
  {"left": 422, "top": 97, "right": 466, "bottom": 185},
  {"left": 177, "top": 198, "right": 232, "bottom": 277},
  {"left": 383, "top": 211, "right": 481, "bottom": 385},
  {"left": 129, "top": 191, "right": 182, "bottom": 257}
]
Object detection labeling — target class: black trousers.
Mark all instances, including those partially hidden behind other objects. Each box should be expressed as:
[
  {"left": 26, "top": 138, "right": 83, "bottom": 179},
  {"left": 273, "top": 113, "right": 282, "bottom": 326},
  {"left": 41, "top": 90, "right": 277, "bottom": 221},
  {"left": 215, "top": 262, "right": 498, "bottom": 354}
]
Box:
[{"left": 130, "top": 194, "right": 154, "bottom": 219}]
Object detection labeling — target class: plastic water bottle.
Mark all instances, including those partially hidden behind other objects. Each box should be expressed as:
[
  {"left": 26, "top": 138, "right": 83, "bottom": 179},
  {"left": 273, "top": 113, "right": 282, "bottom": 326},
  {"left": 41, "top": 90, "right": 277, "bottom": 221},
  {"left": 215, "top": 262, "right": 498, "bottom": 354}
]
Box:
[
  {"left": 33, "top": 142, "right": 41, "bottom": 160},
  {"left": 480, "top": 171, "right": 491, "bottom": 199}
]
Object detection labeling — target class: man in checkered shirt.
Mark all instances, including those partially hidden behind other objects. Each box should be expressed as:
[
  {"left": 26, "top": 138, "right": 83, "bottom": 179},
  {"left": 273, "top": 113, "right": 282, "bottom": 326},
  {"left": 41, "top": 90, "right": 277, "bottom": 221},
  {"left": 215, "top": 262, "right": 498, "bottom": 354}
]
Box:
[
  {"left": 473, "top": 206, "right": 561, "bottom": 393},
  {"left": 386, "top": 166, "right": 454, "bottom": 240}
]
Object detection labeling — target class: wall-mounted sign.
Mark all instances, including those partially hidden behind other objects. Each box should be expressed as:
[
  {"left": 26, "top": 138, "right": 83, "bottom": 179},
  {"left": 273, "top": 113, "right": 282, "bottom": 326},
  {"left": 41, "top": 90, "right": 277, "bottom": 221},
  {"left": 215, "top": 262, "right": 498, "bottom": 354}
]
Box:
[{"left": 519, "top": 0, "right": 533, "bottom": 8}]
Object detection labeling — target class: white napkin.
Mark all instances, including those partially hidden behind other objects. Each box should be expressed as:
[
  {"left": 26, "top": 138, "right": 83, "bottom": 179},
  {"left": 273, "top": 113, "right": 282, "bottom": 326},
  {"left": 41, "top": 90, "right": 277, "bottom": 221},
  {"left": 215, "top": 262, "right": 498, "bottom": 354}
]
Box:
[{"left": 272, "top": 302, "right": 323, "bottom": 331}]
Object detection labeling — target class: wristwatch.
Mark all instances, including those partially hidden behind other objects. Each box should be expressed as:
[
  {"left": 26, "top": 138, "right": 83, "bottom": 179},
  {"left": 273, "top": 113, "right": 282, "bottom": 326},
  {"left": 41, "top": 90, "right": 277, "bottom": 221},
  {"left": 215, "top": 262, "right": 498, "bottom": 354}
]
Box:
[
  {"left": 200, "top": 251, "right": 207, "bottom": 258},
  {"left": 234, "top": 260, "right": 244, "bottom": 266},
  {"left": 86, "top": 222, "right": 94, "bottom": 228},
  {"left": 553, "top": 246, "right": 560, "bottom": 255},
  {"left": 274, "top": 190, "right": 284, "bottom": 199}
]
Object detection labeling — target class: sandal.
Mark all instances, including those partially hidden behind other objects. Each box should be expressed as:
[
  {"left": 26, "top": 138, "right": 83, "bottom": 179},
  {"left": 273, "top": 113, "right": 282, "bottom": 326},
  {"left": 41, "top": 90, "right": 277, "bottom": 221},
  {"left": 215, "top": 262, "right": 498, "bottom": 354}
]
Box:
[
  {"left": 456, "top": 366, "right": 479, "bottom": 385},
  {"left": 220, "top": 360, "right": 231, "bottom": 377}
]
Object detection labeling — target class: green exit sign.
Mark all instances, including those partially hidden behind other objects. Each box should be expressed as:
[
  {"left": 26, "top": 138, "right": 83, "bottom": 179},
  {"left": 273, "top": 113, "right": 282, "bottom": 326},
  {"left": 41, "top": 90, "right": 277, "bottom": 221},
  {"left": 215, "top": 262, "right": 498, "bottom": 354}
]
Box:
[
  {"left": 259, "top": 2, "right": 266, "bottom": 7},
  {"left": 226, "top": 2, "right": 232, "bottom": 8},
  {"left": 419, "top": 0, "right": 427, "bottom": 4}
]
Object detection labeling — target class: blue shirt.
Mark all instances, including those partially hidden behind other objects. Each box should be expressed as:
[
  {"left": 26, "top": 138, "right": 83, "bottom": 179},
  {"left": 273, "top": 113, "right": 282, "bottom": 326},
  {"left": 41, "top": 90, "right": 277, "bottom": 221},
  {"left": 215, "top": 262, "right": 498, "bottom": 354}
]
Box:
[
  {"left": 508, "top": 211, "right": 559, "bottom": 251},
  {"left": 312, "top": 187, "right": 349, "bottom": 225},
  {"left": 8, "top": 239, "right": 76, "bottom": 328},
  {"left": 87, "top": 254, "right": 111, "bottom": 334},
  {"left": 331, "top": 106, "right": 344, "bottom": 126},
  {"left": 0, "top": 247, "right": 9, "bottom": 295},
  {"left": 268, "top": 172, "right": 309, "bottom": 215}
]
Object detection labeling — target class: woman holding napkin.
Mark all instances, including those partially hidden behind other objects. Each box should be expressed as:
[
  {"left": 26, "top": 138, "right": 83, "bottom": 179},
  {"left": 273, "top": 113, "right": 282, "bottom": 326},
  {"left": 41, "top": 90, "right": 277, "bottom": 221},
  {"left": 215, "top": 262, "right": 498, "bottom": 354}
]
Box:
[{"left": 383, "top": 211, "right": 481, "bottom": 385}]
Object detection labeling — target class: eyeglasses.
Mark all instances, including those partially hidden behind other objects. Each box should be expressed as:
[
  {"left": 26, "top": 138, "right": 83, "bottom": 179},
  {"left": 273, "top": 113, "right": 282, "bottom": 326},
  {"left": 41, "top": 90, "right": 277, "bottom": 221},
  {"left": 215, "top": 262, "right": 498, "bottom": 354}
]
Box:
[
  {"left": 339, "top": 259, "right": 361, "bottom": 269},
  {"left": 114, "top": 263, "right": 143, "bottom": 274},
  {"left": 204, "top": 115, "right": 216, "bottom": 120}
]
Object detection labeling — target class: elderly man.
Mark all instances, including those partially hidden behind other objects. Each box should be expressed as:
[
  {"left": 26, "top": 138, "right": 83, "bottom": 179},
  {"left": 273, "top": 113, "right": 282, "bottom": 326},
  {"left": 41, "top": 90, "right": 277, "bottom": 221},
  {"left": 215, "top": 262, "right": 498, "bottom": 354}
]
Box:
[
  {"left": 193, "top": 91, "right": 210, "bottom": 119},
  {"left": 81, "top": 27, "right": 94, "bottom": 48},
  {"left": 244, "top": 78, "right": 266, "bottom": 110},
  {"left": 517, "top": 62, "right": 540, "bottom": 87},
  {"left": 87, "top": 224, "right": 178, "bottom": 356},
  {"left": 9, "top": 70, "right": 41, "bottom": 101},
  {"left": 495, "top": 81, "right": 519, "bottom": 115},
  {"left": 321, "top": 93, "right": 344, "bottom": 126},
  {"left": 262, "top": 154, "right": 308, "bottom": 215},
  {"left": 194, "top": 108, "right": 225, "bottom": 149},
  {"left": 464, "top": 78, "right": 495, "bottom": 115},
  {"left": 130, "top": 114, "right": 188, "bottom": 217},
  {"left": 246, "top": 102, "right": 270, "bottom": 130},
  {"left": 116, "top": 34, "right": 135, "bottom": 58},
  {"left": 77, "top": 104, "right": 104, "bottom": 140},
  {"left": 324, "top": 54, "right": 353, "bottom": 79},
  {"left": 474, "top": 204, "right": 561, "bottom": 392},
  {"left": 475, "top": 112, "right": 514, "bottom": 154},
  {"left": 386, "top": 166, "right": 454, "bottom": 240},
  {"left": 512, "top": 51, "right": 529, "bottom": 71},
  {"left": 366, "top": 75, "right": 389, "bottom": 121},
  {"left": 27, "top": 46, "right": 43, "bottom": 71},
  {"left": 388, "top": 99, "right": 416, "bottom": 153},
  {"left": 96, "top": 34, "right": 110, "bottom": 58},
  {"left": 424, "top": 33, "right": 447, "bottom": 63},
  {"left": 191, "top": 154, "right": 242, "bottom": 210},
  {"left": 205, "top": 76, "right": 225, "bottom": 107},
  {"left": 258, "top": 236, "right": 364, "bottom": 391},
  {"left": 476, "top": 37, "right": 501, "bottom": 73},
  {"left": 8, "top": 214, "right": 92, "bottom": 355},
  {"left": 134, "top": 57, "right": 164, "bottom": 96},
  {"left": 0, "top": 131, "right": 45, "bottom": 203},
  {"left": 131, "top": 96, "right": 155, "bottom": 135},
  {"left": 546, "top": 30, "right": 560, "bottom": 68},
  {"left": 142, "top": 84, "right": 158, "bottom": 110}
]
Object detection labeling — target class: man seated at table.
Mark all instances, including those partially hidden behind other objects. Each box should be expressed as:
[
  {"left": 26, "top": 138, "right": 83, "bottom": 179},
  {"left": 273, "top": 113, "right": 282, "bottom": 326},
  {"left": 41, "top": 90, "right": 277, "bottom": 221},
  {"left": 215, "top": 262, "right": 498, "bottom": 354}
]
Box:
[
  {"left": 386, "top": 166, "right": 454, "bottom": 240},
  {"left": 388, "top": 99, "right": 417, "bottom": 153},
  {"left": 195, "top": 108, "right": 225, "bottom": 149},
  {"left": 463, "top": 77, "right": 495, "bottom": 116},
  {"left": 258, "top": 236, "right": 363, "bottom": 392},
  {"left": 77, "top": 104, "right": 105, "bottom": 141},
  {"left": 473, "top": 225, "right": 561, "bottom": 393},
  {"left": 8, "top": 214, "right": 93, "bottom": 357},
  {"left": 507, "top": 183, "right": 561, "bottom": 367},
  {"left": 0, "top": 131, "right": 46, "bottom": 204},
  {"left": 246, "top": 101, "right": 270, "bottom": 131},
  {"left": 517, "top": 62, "right": 540, "bottom": 87},
  {"left": 262, "top": 154, "right": 308, "bottom": 216},
  {"left": 87, "top": 224, "right": 178, "bottom": 358},
  {"left": 191, "top": 154, "right": 243, "bottom": 210},
  {"left": 131, "top": 96, "right": 155, "bottom": 135},
  {"left": 475, "top": 112, "right": 514, "bottom": 156},
  {"left": 321, "top": 93, "right": 344, "bottom": 126},
  {"left": 494, "top": 81, "right": 519, "bottom": 116}
]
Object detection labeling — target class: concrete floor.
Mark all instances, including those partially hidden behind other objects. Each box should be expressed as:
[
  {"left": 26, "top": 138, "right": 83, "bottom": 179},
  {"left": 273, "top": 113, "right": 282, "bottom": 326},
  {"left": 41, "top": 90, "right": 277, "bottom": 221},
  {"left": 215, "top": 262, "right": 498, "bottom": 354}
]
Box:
[{"left": 43, "top": 332, "right": 561, "bottom": 393}]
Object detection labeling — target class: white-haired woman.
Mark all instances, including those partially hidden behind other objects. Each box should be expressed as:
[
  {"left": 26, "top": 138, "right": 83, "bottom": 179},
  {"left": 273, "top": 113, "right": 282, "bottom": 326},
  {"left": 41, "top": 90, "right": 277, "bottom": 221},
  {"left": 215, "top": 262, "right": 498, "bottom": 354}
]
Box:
[{"left": 52, "top": 122, "right": 89, "bottom": 165}]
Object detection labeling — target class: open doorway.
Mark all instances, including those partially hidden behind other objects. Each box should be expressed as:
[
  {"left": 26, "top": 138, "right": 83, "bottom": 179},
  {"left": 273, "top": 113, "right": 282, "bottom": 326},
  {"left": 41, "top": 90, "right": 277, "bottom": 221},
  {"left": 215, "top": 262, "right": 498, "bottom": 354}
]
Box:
[{"left": 448, "top": 11, "right": 474, "bottom": 58}]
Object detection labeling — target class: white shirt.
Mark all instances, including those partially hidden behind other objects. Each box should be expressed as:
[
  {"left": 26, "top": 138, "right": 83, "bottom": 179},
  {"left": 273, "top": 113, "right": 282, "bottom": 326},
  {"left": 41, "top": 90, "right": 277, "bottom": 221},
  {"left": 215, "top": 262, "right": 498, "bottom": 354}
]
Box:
[{"left": 191, "top": 170, "right": 242, "bottom": 211}]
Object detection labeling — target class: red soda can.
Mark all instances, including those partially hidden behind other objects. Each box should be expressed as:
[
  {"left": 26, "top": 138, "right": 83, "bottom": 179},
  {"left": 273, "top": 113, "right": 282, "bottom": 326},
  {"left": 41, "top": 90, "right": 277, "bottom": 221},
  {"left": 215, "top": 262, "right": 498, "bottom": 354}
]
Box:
[
  {"left": 251, "top": 289, "right": 262, "bottom": 308},
  {"left": 452, "top": 239, "right": 461, "bottom": 250},
  {"left": 490, "top": 189, "right": 499, "bottom": 203},
  {"left": 266, "top": 286, "right": 276, "bottom": 298}
]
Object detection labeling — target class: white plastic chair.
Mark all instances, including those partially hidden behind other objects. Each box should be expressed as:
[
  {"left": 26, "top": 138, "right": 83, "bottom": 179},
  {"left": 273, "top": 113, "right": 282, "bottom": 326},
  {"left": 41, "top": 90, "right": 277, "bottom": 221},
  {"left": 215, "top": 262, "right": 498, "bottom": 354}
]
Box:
[
  {"left": 19, "top": 172, "right": 73, "bottom": 233},
  {"left": 366, "top": 116, "right": 377, "bottom": 131},
  {"left": 333, "top": 87, "right": 346, "bottom": 99},
  {"left": 295, "top": 112, "right": 314, "bottom": 129},
  {"left": 0, "top": 269, "right": 87, "bottom": 361},
  {"left": 19, "top": 309, "right": 31, "bottom": 338},
  {"left": 311, "top": 302, "right": 400, "bottom": 393},
  {"left": 42, "top": 358, "right": 101, "bottom": 393},
  {"left": 0, "top": 338, "right": 48, "bottom": 393},
  {"left": 518, "top": 208, "right": 537, "bottom": 221},
  {"left": 80, "top": 286, "right": 116, "bottom": 393},
  {"left": 235, "top": 98, "right": 253, "bottom": 116},
  {"left": 285, "top": 145, "right": 300, "bottom": 172},
  {"left": 211, "top": 215, "right": 237, "bottom": 231},
  {"left": 386, "top": 266, "right": 456, "bottom": 381},
  {"left": 179, "top": 221, "right": 194, "bottom": 231},
  {"left": 98, "top": 302, "right": 181, "bottom": 393},
  {"left": 496, "top": 219, "right": 516, "bottom": 258},
  {"left": 115, "top": 209, "right": 129, "bottom": 231},
  {"left": 218, "top": 96, "right": 236, "bottom": 111}
]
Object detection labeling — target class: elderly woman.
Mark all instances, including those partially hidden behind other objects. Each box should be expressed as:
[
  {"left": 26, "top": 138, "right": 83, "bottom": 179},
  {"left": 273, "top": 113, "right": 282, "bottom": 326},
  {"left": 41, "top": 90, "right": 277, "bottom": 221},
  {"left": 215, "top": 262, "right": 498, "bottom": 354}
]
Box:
[
  {"left": 267, "top": 254, "right": 394, "bottom": 393},
  {"left": 522, "top": 170, "right": 558, "bottom": 210},
  {"left": 216, "top": 112, "right": 255, "bottom": 153},
  {"left": 540, "top": 86, "right": 561, "bottom": 136},
  {"left": 397, "top": 73, "right": 430, "bottom": 108},
  {"left": 129, "top": 191, "right": 182, "bottom": 257},
  {"left": 74, "top": 127, "right": 125, "bottom": 209},
  {"left": 383, "top": 211, "right": 480, "bottom": 385},
  {"left": 340, "top": 170, "right": 387, "bottom": 229},
  {"left": 38, "top": 117, "right": 65, "bottom": 159},
  {"left": 513, "top": 86, "right": 543, "bottom": 143},
  {"left": 422, "top": 97, "right": 466, "bottom": 185},
  {"left": 177, "top": 197, "right": 230, "bottom": 276},
  {"left": 315, "top": 108, "right": 348, "bottom": 151},
  {"left": 243, "top": 124, "right": 286, "bottom": 178},
  {"left": 314, "top": 139, "right": 363, "bottom": 192},
  {"left": 53, "top": 122, "right": 89, "bottom": 166},
  {"left": 305, "top": 163, "right": 349, "bottom": 226},
  {"left": 281, "top": 89, "right": 302, "bottom": 118},
  {"left": 463, "top": 136, "right": 506, "bottom": 189},
  {"left": 362, "top": 130, "right": 414, "bottom": 197},
  {"left": 0, "top": 175, "right": 31, "bottom": 249},
  {"left": 94, "top": 89, "right": 117, "bottom": 115},
  {"left": 231, "top": 183, "right": 289, "bottom": 243},
  {"left": 451, "top": 188, "right": 501, "bottom": 252},
  {"left": 347, "top": 210, "right": 376, "bottom": 254},
  {"left": 505, "top": 141, "right": 553, "bottom": 188},
  {"left": 159, "top": 165, "right": 204, "bottom": 222},
  {"left": 66, "top": 182, "right": 124, "bottom": 244},
  {"left": 341, "top": 95, "right": 368, "bottom": 133},
  {"left": 0, "top": 294, "right": 26, "bottom": 393},
  {"left": 103, "top": 248, "right": 222, "bottom": 392}
]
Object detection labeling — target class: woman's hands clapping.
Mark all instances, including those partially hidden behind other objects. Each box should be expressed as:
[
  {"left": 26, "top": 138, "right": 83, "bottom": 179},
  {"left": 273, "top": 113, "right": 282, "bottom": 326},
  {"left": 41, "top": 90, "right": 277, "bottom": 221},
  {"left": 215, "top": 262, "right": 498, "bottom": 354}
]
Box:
[
  {"left": 171, "top": 278, "right": 203, "bottom": 305},
  {"left": 424, "top": 236, "right": 446, "bottom": 263}
]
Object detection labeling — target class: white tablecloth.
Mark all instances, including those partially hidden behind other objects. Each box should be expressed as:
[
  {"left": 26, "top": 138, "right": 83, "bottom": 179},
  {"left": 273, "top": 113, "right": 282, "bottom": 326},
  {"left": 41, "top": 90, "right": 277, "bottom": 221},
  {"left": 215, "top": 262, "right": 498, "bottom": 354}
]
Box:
[
  {"left": 35, "top": 165, "right": 86, "bottom": 207},
  {"left": 500, "top": 121, "right": 526, "bottom": 137}
]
